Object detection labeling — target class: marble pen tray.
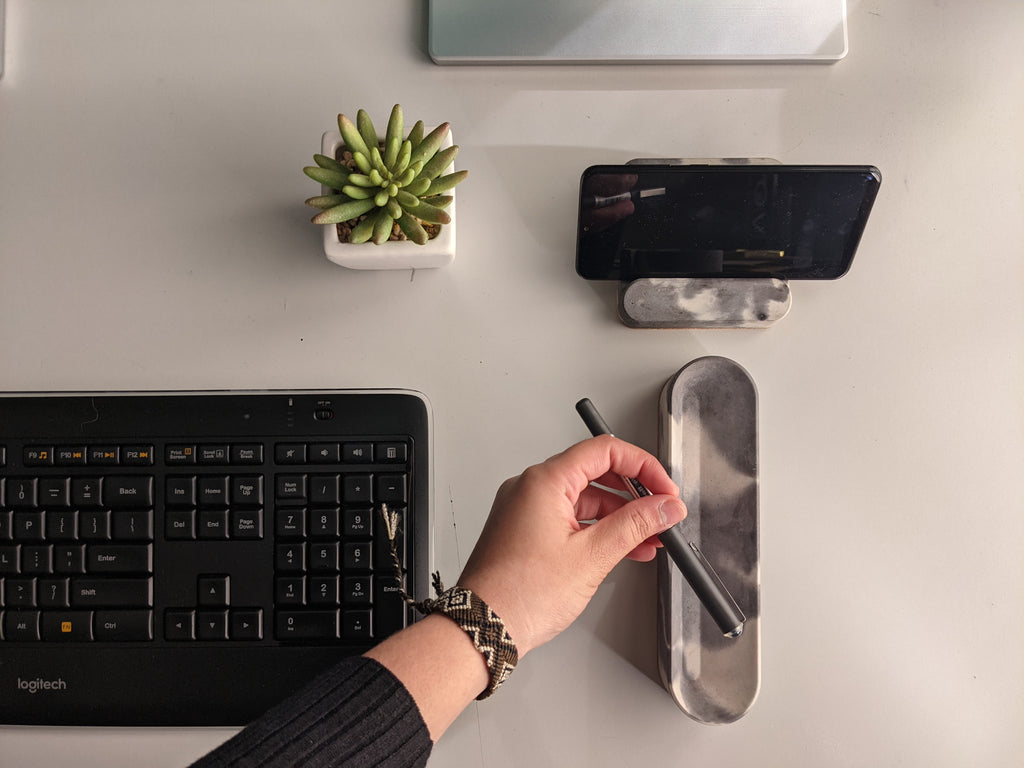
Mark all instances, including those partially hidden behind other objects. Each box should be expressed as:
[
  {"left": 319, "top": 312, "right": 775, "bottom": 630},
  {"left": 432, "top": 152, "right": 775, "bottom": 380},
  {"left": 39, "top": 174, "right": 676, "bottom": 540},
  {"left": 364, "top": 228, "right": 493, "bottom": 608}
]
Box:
[{"left": 657, "top": 356, "right": 761, "bottom": 723}]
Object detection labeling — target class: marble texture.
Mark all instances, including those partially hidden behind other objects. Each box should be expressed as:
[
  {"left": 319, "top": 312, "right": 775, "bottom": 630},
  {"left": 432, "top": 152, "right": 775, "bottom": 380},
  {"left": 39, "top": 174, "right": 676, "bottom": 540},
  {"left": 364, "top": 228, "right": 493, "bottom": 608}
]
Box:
[
  {"left": 658, "top": 357, "right": 760, "bottom": 724},
  {"left": 618, "top": 278, "right": 791, "bottom": 329}
]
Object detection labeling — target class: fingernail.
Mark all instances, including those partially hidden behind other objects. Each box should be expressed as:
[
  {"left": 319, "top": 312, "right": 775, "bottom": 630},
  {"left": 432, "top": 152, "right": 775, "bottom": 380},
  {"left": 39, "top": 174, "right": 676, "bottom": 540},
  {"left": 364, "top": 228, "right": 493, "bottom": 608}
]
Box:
[{"left": 658, "top": 499, "right": 687, "bottom": 527}]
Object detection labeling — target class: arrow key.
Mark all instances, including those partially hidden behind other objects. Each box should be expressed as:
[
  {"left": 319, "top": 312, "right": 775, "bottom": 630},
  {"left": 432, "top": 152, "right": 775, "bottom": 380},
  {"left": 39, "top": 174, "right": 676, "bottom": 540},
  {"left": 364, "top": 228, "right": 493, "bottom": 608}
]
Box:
[
  {"left": 231, "top": 608, "right": 263, "bottom": 640},
  {"left": 165, "top": 609, "right": 195, "bottom": 640}
]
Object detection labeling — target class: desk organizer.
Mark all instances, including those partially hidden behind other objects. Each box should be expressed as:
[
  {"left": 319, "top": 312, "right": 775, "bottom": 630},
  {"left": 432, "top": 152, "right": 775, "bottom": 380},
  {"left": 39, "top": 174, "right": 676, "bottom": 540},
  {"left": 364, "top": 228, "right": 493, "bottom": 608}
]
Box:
[
  {"left": 620, "top": 158, "right": 789, "bottom": 330},
  {"left": 657, "top": 357, "right": 760, "bottom": 723}
]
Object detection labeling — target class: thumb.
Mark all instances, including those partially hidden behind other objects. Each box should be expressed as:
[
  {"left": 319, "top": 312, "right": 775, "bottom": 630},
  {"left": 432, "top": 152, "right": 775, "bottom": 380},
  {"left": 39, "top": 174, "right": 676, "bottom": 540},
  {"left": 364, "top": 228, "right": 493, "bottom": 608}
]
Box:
[{"left": 587, "top": 495, "right": 687, "bottom": 571}]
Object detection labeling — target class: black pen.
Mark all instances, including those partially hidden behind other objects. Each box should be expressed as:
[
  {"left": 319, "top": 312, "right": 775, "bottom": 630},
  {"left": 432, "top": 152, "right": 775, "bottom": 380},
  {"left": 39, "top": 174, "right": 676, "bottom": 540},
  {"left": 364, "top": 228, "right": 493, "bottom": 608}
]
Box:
[{"left": 575, "top": 398, "right": 745, "bottom": 638}]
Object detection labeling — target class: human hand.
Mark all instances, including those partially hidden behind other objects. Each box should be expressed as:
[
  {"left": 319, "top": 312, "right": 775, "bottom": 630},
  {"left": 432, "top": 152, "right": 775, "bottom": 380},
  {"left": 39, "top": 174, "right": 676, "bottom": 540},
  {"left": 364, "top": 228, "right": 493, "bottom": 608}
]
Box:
[
  {"left": 580, "top": 172, "right": 638, "bottom": 232},
  {"left": 457, "top": 435, "right": 686, "bottom": 657}
]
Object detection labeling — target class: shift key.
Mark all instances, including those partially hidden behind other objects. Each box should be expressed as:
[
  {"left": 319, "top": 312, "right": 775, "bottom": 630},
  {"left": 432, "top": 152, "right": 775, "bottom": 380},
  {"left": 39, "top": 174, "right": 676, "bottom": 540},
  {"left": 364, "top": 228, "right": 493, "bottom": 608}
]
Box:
[
  {"left": 72, "top": 577, "right": 153, "bottom": 607},
  {"left": 88, "top": 544, "right": 153, "bottom": 573}
]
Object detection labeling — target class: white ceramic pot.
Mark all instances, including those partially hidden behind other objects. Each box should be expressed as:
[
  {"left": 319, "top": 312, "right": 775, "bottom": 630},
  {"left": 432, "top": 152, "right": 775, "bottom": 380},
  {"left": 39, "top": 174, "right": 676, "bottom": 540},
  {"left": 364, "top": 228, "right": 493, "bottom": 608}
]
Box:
[{"left": 318, "top": 129, "right": 456, "bottom": 270}]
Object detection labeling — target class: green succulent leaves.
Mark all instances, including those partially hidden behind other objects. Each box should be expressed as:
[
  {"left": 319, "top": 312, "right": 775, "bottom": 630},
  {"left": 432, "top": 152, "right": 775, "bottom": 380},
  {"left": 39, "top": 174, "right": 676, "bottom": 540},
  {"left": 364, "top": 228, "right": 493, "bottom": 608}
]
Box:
[{"left": 303, "top": 104, "right": 467, "bottom": 245}]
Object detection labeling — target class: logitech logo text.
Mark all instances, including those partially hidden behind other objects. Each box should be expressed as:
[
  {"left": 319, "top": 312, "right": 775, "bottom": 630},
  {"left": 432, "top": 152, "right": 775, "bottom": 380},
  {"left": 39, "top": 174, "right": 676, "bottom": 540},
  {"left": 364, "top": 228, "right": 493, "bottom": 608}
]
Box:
[{"left": 17, "top": 677, "right": 67, "bottom": 694}]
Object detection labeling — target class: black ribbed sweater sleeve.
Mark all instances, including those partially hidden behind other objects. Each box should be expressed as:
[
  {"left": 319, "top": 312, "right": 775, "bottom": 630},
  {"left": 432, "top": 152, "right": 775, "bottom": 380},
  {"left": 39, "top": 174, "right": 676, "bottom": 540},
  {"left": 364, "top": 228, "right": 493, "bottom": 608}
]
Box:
[{"left": 190, "top": 656, "right": 432, "bottom": 768}]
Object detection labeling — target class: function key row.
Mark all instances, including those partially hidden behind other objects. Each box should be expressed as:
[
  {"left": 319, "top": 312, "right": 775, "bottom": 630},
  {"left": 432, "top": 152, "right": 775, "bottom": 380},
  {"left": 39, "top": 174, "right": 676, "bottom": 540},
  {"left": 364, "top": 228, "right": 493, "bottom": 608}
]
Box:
[{"left": 19, "top": 446, "right": 154, "bottom": 467}]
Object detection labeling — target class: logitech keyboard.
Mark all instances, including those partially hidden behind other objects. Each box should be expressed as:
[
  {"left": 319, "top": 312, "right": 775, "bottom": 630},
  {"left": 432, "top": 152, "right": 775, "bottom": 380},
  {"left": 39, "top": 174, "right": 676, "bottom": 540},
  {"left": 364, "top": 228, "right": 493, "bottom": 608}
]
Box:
[{"left": 0, "top": 390, "right": 430, "bottom": 726}]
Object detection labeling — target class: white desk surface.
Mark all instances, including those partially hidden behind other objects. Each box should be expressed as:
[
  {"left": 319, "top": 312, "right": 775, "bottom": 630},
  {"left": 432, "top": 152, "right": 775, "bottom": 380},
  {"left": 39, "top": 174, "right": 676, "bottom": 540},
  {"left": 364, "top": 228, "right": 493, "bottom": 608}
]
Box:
[{"left": 1, "top": 2, "right": 1022, "bottom": 766}]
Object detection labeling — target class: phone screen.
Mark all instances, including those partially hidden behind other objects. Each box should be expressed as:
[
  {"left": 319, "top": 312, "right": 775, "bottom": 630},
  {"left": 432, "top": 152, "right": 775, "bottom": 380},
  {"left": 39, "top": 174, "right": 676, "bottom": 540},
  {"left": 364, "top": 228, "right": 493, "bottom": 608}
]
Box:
[{"left": 576, "top": 165, "right": 881, "bottom": 280}]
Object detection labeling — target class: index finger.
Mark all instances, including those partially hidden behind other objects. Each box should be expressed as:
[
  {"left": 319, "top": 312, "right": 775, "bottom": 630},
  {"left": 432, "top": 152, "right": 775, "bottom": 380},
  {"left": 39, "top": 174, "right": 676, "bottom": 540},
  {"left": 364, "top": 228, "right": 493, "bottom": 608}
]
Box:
[{"left": 544, "top": 435, "right": 679, "bottom": 502}]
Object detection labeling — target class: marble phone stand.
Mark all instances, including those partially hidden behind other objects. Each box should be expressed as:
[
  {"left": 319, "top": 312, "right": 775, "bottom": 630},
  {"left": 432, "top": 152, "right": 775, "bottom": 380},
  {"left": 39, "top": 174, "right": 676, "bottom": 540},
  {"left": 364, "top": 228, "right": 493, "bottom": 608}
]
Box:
[{"left": 618, "top": 159, "right": 791, "bottom": 329}]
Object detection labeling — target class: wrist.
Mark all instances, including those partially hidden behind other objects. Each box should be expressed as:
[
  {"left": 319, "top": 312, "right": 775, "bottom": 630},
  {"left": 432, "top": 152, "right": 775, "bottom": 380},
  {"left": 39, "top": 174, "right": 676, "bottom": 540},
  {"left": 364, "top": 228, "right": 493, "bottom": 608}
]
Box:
[{"left": 425, "top": 585, "right": 520, "bottom": 699}]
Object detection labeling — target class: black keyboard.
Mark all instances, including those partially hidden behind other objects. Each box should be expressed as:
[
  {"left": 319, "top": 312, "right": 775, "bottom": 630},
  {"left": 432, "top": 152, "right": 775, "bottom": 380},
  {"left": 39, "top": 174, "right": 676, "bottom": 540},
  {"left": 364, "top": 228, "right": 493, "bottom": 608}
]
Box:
[{"left": 0, "top": 390, "right": 430, "bottom": 726}]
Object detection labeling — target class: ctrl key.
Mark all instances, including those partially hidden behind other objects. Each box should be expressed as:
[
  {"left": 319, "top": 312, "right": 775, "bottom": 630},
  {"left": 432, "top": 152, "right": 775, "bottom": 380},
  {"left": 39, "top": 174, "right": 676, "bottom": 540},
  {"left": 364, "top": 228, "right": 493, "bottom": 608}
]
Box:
[{"left": 275, "top": 610, "right": 339, "bottom": 641}]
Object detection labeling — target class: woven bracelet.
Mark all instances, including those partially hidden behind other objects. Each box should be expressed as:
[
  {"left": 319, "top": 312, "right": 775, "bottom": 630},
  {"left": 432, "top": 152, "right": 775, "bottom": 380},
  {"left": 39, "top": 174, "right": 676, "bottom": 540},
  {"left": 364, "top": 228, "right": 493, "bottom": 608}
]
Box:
[
  {"left": 378, "top": 504, "right": 519, "bottom": 699},
  {"left": 425, "top": 586, "right": 519, "bottom": 700}
]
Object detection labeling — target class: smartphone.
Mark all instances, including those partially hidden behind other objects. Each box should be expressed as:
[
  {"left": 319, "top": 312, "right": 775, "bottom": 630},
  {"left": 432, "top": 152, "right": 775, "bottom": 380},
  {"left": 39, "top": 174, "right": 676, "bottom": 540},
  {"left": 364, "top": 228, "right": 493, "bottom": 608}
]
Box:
[{"left": 576, "top": 164, "right": 881, "bottom": 280}]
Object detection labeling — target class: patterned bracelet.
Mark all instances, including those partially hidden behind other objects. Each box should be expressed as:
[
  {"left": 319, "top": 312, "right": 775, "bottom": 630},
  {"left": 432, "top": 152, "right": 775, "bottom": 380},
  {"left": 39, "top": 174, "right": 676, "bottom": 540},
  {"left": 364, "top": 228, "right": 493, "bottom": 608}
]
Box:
[
  {"left": 378, "top": 504, "right": 519, "bottom": 699},
  {"left": 425, "top": 586, "right": 519, "bottom": 700}
]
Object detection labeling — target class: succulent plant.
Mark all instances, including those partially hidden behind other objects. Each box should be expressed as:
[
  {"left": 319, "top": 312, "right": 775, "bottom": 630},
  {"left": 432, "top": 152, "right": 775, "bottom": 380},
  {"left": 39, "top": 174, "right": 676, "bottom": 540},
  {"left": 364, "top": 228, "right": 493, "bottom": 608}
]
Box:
[{"left": 304, "top": 104, "right": 467, "bottom": 245}]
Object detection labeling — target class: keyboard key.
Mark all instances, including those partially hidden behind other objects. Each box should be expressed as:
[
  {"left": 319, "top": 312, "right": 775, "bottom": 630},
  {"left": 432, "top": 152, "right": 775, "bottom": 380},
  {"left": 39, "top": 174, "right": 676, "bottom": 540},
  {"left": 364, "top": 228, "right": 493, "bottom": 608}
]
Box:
[
  {"left": 13, "top": 511, "right": 45, "bottom": 541},
  {"left": 309, "top": 507, "right": 339, "bottom": 538},
  {"left": 3, "top": 610, "right": 41, "bottom": 641},
  {"left": 197, "top": 610, "right": 229, "bottom": 640},
  {"left": 165, "top": 509, "right": 196, "bottom": 540},
  {"left": 165, "top": 445, "right": 197, "bottom": 465},
  {"left": 87, "top": 446, "right": 120, "bottom": 465},
  {"left": 373, "top": 579, "right": 409, "bottom": 639},
  {"left": 198, "top": 476, "right": 229, "bottom": 506},
  {"left": 54, "top": 545, "right": 86, "bottom": 574},
  {"left": 39, "top": 477, "right": 71, "bottom": 507},
  {"left": 231, "top": 609, "right": 263, "bottom": 640},
  {"left": 275, "top": 475, "right": 306, "bottom": 502},
  {"left": 55, "top": 447, "right": 87, "bottom": 466},
  {"left": 231, "top": 444, "right": 264, "bottom": 465},
  {"left": 276, "top": 609, "right": 339, "bottom": 641},
  {"left": 7, "top": 478, "right": 38, "bottom": 509},
  {"left": 47, "top": 511, "right": 78, "bottom": 540},
  {"left": 80, "top": 511, "right": 111, "bottom": 541},
  {"left": 165, "top": 609, "right": 195, "bottom": 640},
  {"left": 275, "top": 577, "right": 306, "bottom": 605},
  {"left": 231, "top": 509, "right": 263, "bottom": 539},
  {"left": 0, "top": 545, "right": 19, "bottom": 574},
  {"left": 375, "top": 526, "right": 404, "bottom": 570},
  {"left": 309, "top": 542, "right": 339, "bottom": 572},
  {"left": 112, "top": 510, "right": 154, "bottom": 541},
  {"left": 231, "top": 476, "right": 264, "bottom": 506},
  {"left": 275, "top": 508, "right": 306, "bottom": 538},
  {"left": 22, "top": 545, "right": 53, "bottom": 575},
  {"left": 71, "top": 478, "right": 102, "bottom": 508},
  {"left": 342, "top": 609, "right": 373, "bottom": 641},
  {"left": 122, "top": 446, "right": 154, "bottom": 466},
  {"left": 23, "top": 447, "right": 54, "bottom": 466},
  {"left": 342, "top": 443, "right": 373, "bottom": 463},
  {"left": 343, "top": 542, "right": 372, "bottom": 572},
  {"left": 95, "top": 610, "right": 153, "bottom": 641},
  {"left": 309, "top": 576, "right": 340, "bottom": 606},
  {"left": 0, "top": 510, "right": 10, "bottom": 540},
  {"left": 71, "top": 577, "right": 153, "bottom": 608},
  {"left": 376, "top": 442, "right": 408, "bottom": 463},
  {"left": 198, "top": 510, "right": 229, "bottom": 540},
  {"left": 376, "top": 474, "right": 407, "bottom": 504},
  {"left": 309, "top": 443, "right": 340, "bottom": 463},
  {"left": 165, "top": 476, "right": 197, "bottom": 506},
  {"left": 343, "top": 575, "right": 372, "bottom": 605},
  {"left": 275, "top": 543, "right": 306, "bottom": 573},
  {"left": 197, "top": 445, "right": 230, "bottom": 465},
  {"left": 42, "top": 611, "right": 94, "bottom": 641},
  {"left": 38, "top": 577, "right": 70, "bottom": 608},
  {"left": 5, "top": 577, "right": 37, "bottom": 607},
  {"left": 342, "top": 475, "right": 373, "bottom": 503},
  {"left": 275, "top": 443, "right": 307, "bottom": 464},
  {"left": 342, "top": 507, "right": 373, "bottom": 537},
  {"left": 105, "top": 476, "right": 153, "bottom": 508},
  {"left": 197, "top": 575, "right": 230, "bottom": 607},
  {"left": 309, "top": 475, "right": 339, "bottom": 505},
  {"left": 87, "top": 544, "right": 153, "bottom": 574}
]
